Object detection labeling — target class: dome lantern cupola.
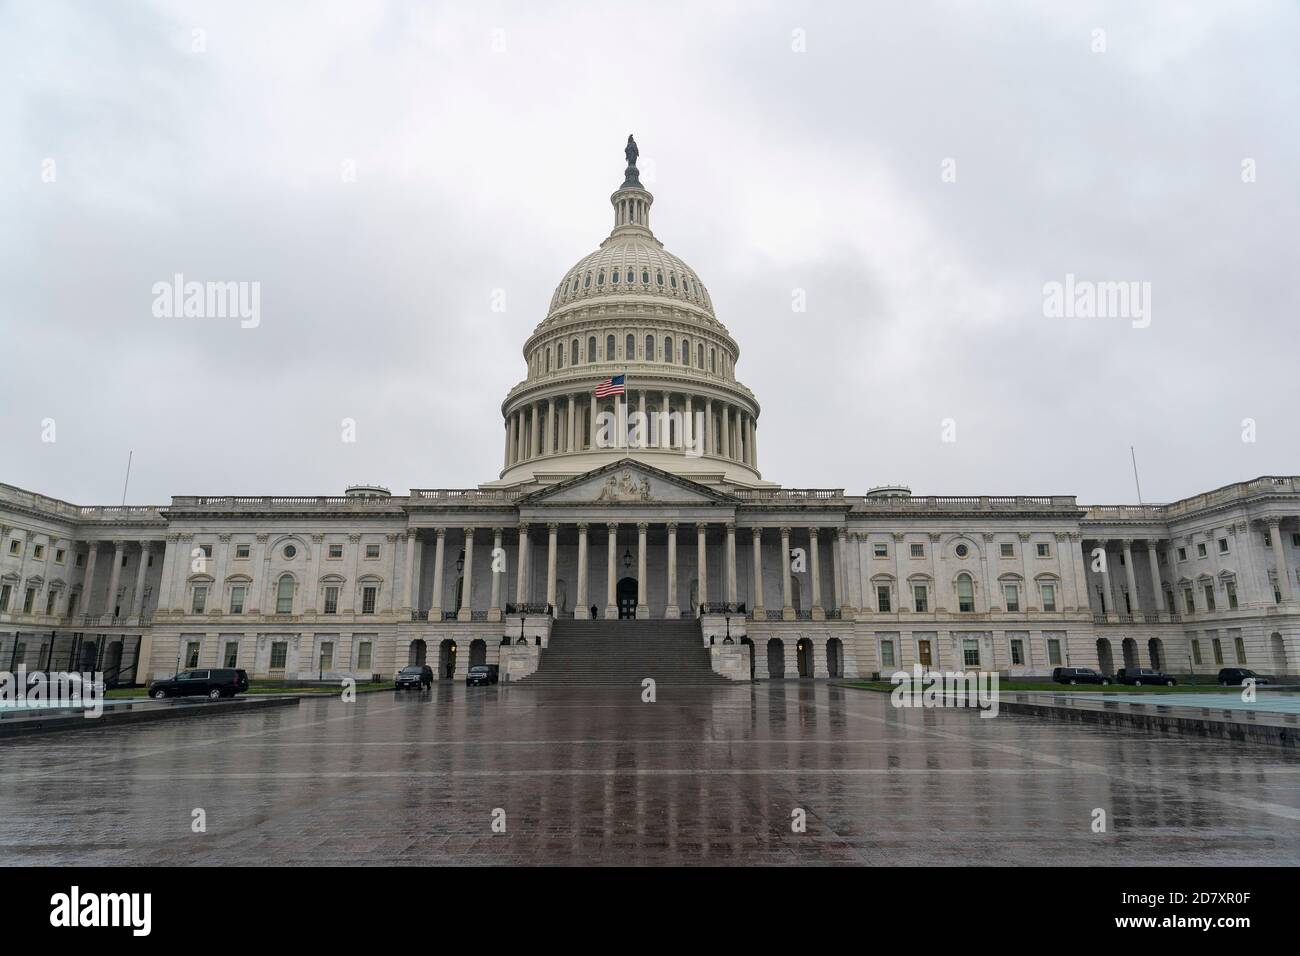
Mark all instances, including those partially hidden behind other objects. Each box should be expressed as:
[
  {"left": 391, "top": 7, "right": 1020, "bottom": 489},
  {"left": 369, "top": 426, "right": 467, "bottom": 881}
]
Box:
[{"left": 609, "top": 134, "right": 654, "bottom": 240}]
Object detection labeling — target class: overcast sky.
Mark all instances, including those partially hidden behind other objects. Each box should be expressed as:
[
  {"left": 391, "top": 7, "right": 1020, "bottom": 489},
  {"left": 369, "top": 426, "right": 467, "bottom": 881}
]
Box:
[{"left": 3, "top": 0, "right": 1297, "bottom": 508}]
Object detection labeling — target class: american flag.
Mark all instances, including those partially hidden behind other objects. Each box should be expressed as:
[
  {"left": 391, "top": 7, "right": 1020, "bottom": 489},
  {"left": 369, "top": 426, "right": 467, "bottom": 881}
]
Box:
[{"left": 594, "top": 374, "right": 626, "bottom": 398}]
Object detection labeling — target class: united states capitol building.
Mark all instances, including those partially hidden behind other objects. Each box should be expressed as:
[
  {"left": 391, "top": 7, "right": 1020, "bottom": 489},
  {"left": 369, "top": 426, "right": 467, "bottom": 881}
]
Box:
[{"left": 3, "top": 139, "right": 1298, "bottom": 686}]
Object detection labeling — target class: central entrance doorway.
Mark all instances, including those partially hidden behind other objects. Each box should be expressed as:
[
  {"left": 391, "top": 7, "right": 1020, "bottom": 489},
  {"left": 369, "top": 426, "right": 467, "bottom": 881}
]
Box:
[{"left": 616, "top": 577, "right": 638, "bottom": 619}]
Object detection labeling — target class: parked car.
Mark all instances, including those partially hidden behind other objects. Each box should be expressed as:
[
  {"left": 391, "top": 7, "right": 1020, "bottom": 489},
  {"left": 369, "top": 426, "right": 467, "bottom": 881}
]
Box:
[
  {"left": 1052, "top": 666, "right": 1110, "bottom": 686},
  {"left": 1218, "top": 667, "right": 1269, "bottom": 687},
  {"left": 1116, "top": 667, "right": 1177, "bottom": 686},
  {"left": 466, "top": 664, "right": 499, "bottom": 686},
  {"left": 395, "top": 665, "right": 433, "bottom": 690},
  {"left": 149, "top": 668, "right": 249, "bottom": 700}
]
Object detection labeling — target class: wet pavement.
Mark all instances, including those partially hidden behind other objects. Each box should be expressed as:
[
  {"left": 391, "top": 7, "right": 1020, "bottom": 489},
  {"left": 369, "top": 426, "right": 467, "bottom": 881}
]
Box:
[{"left": 1, "top": 682, "right": 1298, "bottom": 865}]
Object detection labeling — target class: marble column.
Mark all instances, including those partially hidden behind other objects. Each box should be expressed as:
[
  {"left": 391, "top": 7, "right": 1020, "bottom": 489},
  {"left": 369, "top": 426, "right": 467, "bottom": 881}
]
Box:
[
  {"left": 546, "top": 523, "right": 559, "bottom": 613},
  {"left": 1146, "top": 540, "right": 1163, "bottom": 615},
  {"left": 725, "top": 522, "right": 738, "bottom": 605},
  {"left": 80, "top": 544, "right": 99, "bottom": 618},
  {"left": 830, "top": 529, "right": 843, "bottom": 612},
  {"left": 545, "top": 399, "right": 555, "bottom": 456},
  {"left": 684, "top": 395, "right": 694, "bottom": 452},
  {"left": 576, "top": 524, "right": 589, "bottom": 613},
  {"left": 1121, "top": 539, "right": 1140, "bottom": 616},
  {"left": 637, "top": 390, "right": 647, "bottom": 448},
  {"left": 402, "top": 530, "right": 417, "bottom": 610},
  {"left": 1268, "top": 518, "right": 1293, "bottom": 602},
  {"left": 530, "top": 403, "right": 541, "bottom": 459},
  {"left": 431, "top": 528, "right": 447, "bottom": 617},
  {"left": 489, "top": 527, "right": 504, "bottom": 622},
  {"left": 720, "top": 403, "right": 730, "bottom": 459},
  {"left": 751, "top": 527, "right": 765, "bottom": 616},
  {"left": 106, "top": 540, "right": 125, "bottom": 619},
  {"left": 661, "top": 391, "right": 671, "bottom": 448},
  {"left": 457, "top": 529, "right": 475, "bottom": 621},
  {"left": 705, "top": 399, "right": 713, "bottom": 455},
  {"left": 665, "top": 522, "right": 680, "bottom": 618},
  {"left": 589, "top": 394, "right": 598, "bottom": 450},
  {"left": 696, "top": 523, "right": 708, "bottom": 613},
  {"left": 781, "top": 527, "right": 794, "bottom": 620},
  {"left": 131, "top": 543, "right": 151, "bottom": 618},
  {"left": 809, "top": 529, "right": 824, "bottom": 619},
  {"left": 636, "top": 523, "right": 648, "bottom": 618},
  {"left": 1096, "top": 540, "right": 1113, "bottom": 615},
  {"left": 605, "top": 523, "right": 618, "bottom": 619}
]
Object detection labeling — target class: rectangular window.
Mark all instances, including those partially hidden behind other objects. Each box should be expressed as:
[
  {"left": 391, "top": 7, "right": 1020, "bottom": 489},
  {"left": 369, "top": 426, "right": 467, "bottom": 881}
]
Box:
[
  {"left": 1010, "top": 638, "right": 1025, "bottom": 666},
  {"left": 76, "top": 553, "right": 85, "bottom": 567},
  {"left": 910, "top": 543, "right": 924, "bottom": 558},
  {"left": 1003, "top": 584, "right": 1019, "bottom": 612},
  {"left": 362, "top": 586, "right": 377, "bottom": 614},
  {"left": 223, "top": 641, "right": 239, "bottom": 667},
  {"left": 324, "top": 586, "right": 339, "bottom": 615},
  {"left": 876, "top": 585, "right": 891, "bottom": 612},
  {"left": 230, "top": 586, "right": 245, "bottom": 615},
  {"left": 45, "top": 591, "right": 57, "bottom": 615},
  {"left": 1211, "top": 637, "right": 1224, "bottom": 665},
  {"left": 356, "top": 641, "right": 373, "bottom": 670},
  {"left": 66, "top": 592, "right": 78, "bottom": 617},
  {"left": 1184, "top": 588, "right": 1195, "bottom": 614},
  {"left": 365, "top": 544, "right": 380, "bottom": 559},
  {"left": 1041, "top": 583, "right": 1056, "bottom": 612},
  {"left": 200, "top": 544, "right": 213, "bottom": 559},
  {"left": 1036, "top": 542, "right": 1050, "bottom": 558},
  {"left": 192, "top": 586, "right": 207, "bottom": 614},
  {"left": 9, "top": 540, "right": 21, "bottom": 555},
  {"left": 1191, "top": 639, "right": 1203, "bottom": 665},
  {"left": 1000, "top": 542, "right": 1014, "bottom": 558},
  {"left": 23, "top": 588, "right": 36, "bottom": 613},
  {"left": 880, "top": 640, "right": 895, "bottom": 667},
  {"left": 185, "top": 641, "right": 200, "bottom": 668},
  {"left": 1047, "top": 638, "right": 1062, "bottom": 666},
  {"left": 1226, "top": 581, "right": 1238, "bottom": 609},
  {"left": 913, "top": 585, "right": 928, "bottom": 613},
  {"left": 329, "top": 544, "right": 344, "bottom": 559},
  {"left": 1217, "top": 538, "right": 1229, "bottom": 554},
  {"left": 33, "top": 544, "right": 45, "bottom": 560},
  {"left": 1177, "top": 546, "right": 1188, "bottom": 561},
  {"left": 962, "top": 639, "right": 980, "bottom": 667},
  {"left": 270, "top": 641, "right": 288, "bottom": 669},
  {"left": 319, "top": 642, "right": 334, "bottom": 671},
  {"left": 1234, "top": 635, "right": 1247, "bottom": 664},
  {"left": 13, "top": 642, "right": 25, "bottom": 666},
  {"left": 235, "top": 544, "right": 250, "bottom": 559},
  {"left": 1292, "top": 533, "right": 1300, "bottom": 548},
  {"left": 873, "top": 542, "right": 888, "bottom": 558},
  {"left": 1196, "top": 542, "right": 1207, "bottom": 558},
  {"left": 0, "top": 584, "right": 10, "bottom": 612},
  {"left": 55, "top": 548, "right": 65, "bottom": 563},
  {"left": 1164, "top": 590, "right": 1174, "bottom": 613},
  {"left": 1203, "top": 585, "right": 1216, "bottom": 611}
]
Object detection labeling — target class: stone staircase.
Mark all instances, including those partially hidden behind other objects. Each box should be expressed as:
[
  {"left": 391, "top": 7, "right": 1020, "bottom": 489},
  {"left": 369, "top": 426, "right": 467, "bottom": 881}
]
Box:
[{"left": 516, "top": 618, "right": 731, "bottom": 686}]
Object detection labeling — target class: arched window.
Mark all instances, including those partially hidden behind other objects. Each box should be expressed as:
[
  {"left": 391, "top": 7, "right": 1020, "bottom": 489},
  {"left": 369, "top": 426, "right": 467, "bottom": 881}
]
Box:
[
  {"left": 710, "top": 348, "right": 716, "bottom": 372},
  {"left": 606, "top": 335, "right": 615, "bottom": 360},
  {"left": 626, "top": 270, "right": 634, "bottom": 284},
  {"left": 656, "top": 271, "right": 664, "bottom": 286},
  {"left": 570, "top": 339, "right": 578, "bottom": 365},
  {"left": 587, "top": 337, "right": 596, "bottom": 362},
  {"left": 698, "top": 345, "right": 705, "bottom": 368},
  {"left": 571, "top": 276, "right": 578, "bottom": 293},
  {"left": 545, "top": 349, "right": 551, "bottom": 372},
  {"left": 664, "top": 336, "right": 673, "bottom": 363},
  {"left": 556, "top": 345, "right": 564, "bottom": 369},
  {"left": 681, "top": 338, "right": 689, "bottom": 364},
  {"left": 612, "top": 269, "right": 620, "bottom": 284},
  {"left": 583, "top": 273, "right": 591, "bottom": 289},
  {"left": 641, "top": 269, "right": 650, "bottom": 284},
  {"left": 957, "top": 574, "right": 975, "bottom": 613},
  {"left": 626, "top": 333, "right": 635, "bottom": 359},
  {"left": 596, "top": 270, "right": 605, "bottom": 286},
  {"left": 670, "top": 274, "right": 677, "bottom": 289},
  {"left": 646, "top": 334, "right": 655, "bottom": 360},
  {"left": 276, "top": 575, "right": 295, "bottom": 614}
]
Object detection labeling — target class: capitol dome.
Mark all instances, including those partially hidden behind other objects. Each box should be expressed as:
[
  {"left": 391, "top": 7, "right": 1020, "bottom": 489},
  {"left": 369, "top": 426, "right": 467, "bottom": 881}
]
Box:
[{"left": 492, "top": 136, "right": 765, "bottom": 489}]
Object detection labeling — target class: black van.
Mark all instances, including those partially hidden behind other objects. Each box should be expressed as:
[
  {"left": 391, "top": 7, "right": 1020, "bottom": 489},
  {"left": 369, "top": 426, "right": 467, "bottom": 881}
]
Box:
[
  {"left": 149, "top": 668, "right": 250, "bottom": 700},
  {"left": 1218, "top": 668, "right": 1268, "bottom": 686},
  {"left": 1052, "top": 666, "right": 1110, "bottom": 686},
  {"left": 466, "top": 664, "right": 500, "bottom": 686}
]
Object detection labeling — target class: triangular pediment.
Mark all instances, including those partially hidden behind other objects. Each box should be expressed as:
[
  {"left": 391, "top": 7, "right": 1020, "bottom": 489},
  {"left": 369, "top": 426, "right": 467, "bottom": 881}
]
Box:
[{"left": 517, "top": 459, "right": 736, "bottom": 506}]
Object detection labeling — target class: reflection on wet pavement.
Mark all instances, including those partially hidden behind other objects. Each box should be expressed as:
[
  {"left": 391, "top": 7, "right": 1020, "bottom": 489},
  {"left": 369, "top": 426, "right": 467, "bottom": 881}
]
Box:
[{"left": 1, "top": 682, "right": 1297, "bottom": 865}]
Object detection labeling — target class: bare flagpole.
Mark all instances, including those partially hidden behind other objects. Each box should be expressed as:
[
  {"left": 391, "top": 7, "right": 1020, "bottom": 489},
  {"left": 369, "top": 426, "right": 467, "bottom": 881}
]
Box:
[
  {"left": 1130, "top": 445, "right": 1143, "bottom": 505},
  {"left": 121, "top": 450, "right": 134, "bottom": 506}
]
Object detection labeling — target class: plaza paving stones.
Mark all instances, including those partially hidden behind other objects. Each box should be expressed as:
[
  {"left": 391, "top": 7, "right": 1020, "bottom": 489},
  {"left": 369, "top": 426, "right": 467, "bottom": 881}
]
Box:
[{"left": 1, "top": 682, "right": 1298, "bottom": 866}]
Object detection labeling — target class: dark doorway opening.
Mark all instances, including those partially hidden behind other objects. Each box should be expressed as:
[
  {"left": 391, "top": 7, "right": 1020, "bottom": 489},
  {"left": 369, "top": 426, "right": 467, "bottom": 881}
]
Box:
[
  {"left": 616, "top": 577, "right": 638, "bottom": 619},
  {"left": 741, "top": 636, "right": 755, "bottom": 679},
  {"left": 439, "top": 639, "right": 457, "bottom": 679},
  {"left": 767, "top": 638, "right": 784, "bottom": 678},
  {"left": 469, "top": 639, "right": 487, "bottom": 668},
  {"left": 409, "top": 639, "right": 427, "bottom": 666},
  {"left": 796, "top": 638, "right": 812, "bottom": 678}
]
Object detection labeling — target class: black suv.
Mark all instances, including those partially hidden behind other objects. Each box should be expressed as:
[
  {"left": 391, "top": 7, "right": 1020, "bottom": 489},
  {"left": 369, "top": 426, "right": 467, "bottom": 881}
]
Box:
[
  {"left": 395, "top": 665, "right": 433, "bottom": 690},
  {"left": 1115, "top": 667, "right": 1177, "bottom": 686},
  {"left": 1218, "top": 667, "right": 1269, "bottom": 686},
  {"left": 466, "top": 664, "right": 499, "bottom": 686},
  {"left": 149, "top": 668, "right": 249, "bottom": 700},
  {"left": 1052, "top": 666, "right": 1110, "bottom": 686}
]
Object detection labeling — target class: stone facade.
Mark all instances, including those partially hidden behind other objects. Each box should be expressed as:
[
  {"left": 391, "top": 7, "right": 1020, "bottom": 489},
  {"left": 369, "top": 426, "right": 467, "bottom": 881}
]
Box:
[{"left": 3, "top": 142, "right": 1299, "bottom": 684}]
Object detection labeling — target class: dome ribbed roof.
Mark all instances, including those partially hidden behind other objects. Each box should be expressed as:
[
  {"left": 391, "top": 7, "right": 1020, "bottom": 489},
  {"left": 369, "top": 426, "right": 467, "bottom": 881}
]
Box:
[{"left": 546, "top": 236, "right": 714, "bottom": 318}]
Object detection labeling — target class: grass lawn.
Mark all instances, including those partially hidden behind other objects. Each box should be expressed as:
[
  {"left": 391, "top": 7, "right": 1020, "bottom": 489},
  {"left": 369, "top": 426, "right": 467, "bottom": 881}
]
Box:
[
  {"left": 842, "top": 680, "right": 1248, "bottom": 695},
  {"left": 107, "top": 682, "right": 391, "bottom": 699}
]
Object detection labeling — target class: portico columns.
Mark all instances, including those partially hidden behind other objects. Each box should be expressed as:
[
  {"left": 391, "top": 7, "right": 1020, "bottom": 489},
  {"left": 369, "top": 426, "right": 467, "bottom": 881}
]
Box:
[
  {"left": 665, "top": 523, "right": 680, "bottom": 618},
  {"left": 661, "top": 391, "right": 670, "bottom": 448},
  {"left": 530, "top": 403, "right": 541, "bottom": 459},
  {"left": 1146, "top": 540, "right": 1163, "bottom": 615},
  {"left": 1268, "top": 518, "right": 1294, "bottom": 603},
  {"left": 402, "top": 530, "right": 417, "bottom": 610},
  {"left": 637, "top": 390, "right": 647, "bottom": 448},
  {"left": 430, "top": 528, "right": 447, "bottom": 617},
  {"left": 1096, "top": 540, "right": 1114, "bottom": 615},
  {"left": 489, "top": 528, "right": 504, "bottom": 622},
  {"left": 636, "top": 523, "right": 648, "bottom": 618},
  {"left": 457, "top": 529, "right": 475, "bottom": 621},
  {"left": 1121, "top": 539, "right": 1139, "bottom": 615},
  {"left": 696, "top": 523, "right": 708, "bottom": 613},
  {"left": 515, "top": 524, "right": 529, "bottom": 606},
  {"left": 832, "top": 529, "right": 846, "bottom": 612},
  {"left": 106, "top": 540, "right": 125, "bottom": 619},
  {"left": 809, "top": 529, "right": 824, "bottom": 619},
  {"left": 751, "top": 528, "right": 765, "bottom": 616},
  {"left": 544, "top": 523, "right": 559, "bottom": 614},
  {"left": 131, "top": 544, "right": 151, "bottom": 618},
  {"left": 720, "top": 403, "right": 730, "bottom": 459},
  {"left": 781, "top": 527, "right": 794, "bottom": 620},
  {"left": 705, "top": 399, "right": 713, "bottom": 455},
  {"left": 684, "top": 396, "right": 694, "bottom": 451},
  {"left": 81, "top": 544, "right": 99, "bottom": 617},
  {"left": 545, "top": 399, "right": 555, "bottom": 456},
  {"left": 568, "top": 397, "right": 577, "bottom": 452},
  {"left": 575, "top": 524, "right": 589, "bottom": 614},
  {"left": 725, "top": 522, "right": 737, "bottom": 605},
  {"left": 589, "top": 395, "right": 598, "bottom": 451},
  {"left": 604, "top": 524, "right": 618, "bottom": 618}
]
